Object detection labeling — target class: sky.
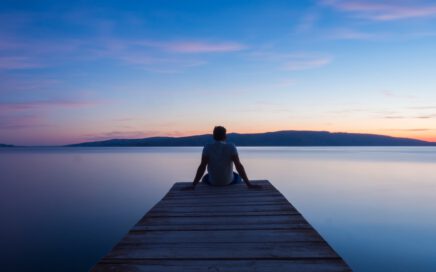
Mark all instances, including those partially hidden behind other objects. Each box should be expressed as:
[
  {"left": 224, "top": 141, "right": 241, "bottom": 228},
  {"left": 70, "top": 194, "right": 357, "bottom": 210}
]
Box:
[{"left": 1, "top": 0, "right": 436, "bottom": 145}]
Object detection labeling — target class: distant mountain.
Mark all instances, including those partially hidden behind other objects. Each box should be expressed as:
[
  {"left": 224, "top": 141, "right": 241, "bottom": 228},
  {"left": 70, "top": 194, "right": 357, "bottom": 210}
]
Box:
[
  {"left": 0, "top": 143, "right": 14, "bottom": 147},
  {"left": 67, "top": 130, "right": 436, "bottom": 147}
]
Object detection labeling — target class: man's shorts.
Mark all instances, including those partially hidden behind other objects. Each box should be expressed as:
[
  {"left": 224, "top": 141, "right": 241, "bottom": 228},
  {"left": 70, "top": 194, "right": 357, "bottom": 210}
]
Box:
[{"left": 201, "top": 172, "right": 241, "bottom": 186}]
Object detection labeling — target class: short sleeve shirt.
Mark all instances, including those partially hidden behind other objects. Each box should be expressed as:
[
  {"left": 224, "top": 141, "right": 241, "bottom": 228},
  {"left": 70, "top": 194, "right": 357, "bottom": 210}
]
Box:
[{"left": 202, "top": 141, "right": 238, "bottom": 186}]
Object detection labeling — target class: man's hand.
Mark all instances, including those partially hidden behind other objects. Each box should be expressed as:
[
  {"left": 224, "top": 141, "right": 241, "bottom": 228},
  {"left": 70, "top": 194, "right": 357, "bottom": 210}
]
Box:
[
  {"left": 181, "top": 185, "right": 196, "bottom": 191},
  {"left": 246, "top": 183, "right": 262, "bottom": 190}
]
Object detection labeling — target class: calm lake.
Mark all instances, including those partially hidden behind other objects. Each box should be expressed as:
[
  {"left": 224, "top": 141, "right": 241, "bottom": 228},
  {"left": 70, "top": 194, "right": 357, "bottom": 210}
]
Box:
[{"left": 1, "top": 147, "right": 436, "bottom": 271}]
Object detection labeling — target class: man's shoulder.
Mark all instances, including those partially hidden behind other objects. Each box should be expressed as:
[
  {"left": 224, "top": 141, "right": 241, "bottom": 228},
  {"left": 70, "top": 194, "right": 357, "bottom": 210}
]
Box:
[
  {"left": 225, "top": 142, "right": 238, "bottom": 153},
  {"left": 225, "top": 142, "right": 236, "bottom": 148},
  {"left": 203, "top": 142, "right": 213, "bottom": 149},
  {"left": 202, "top": 142, "right": 214, "bottom": 153}
]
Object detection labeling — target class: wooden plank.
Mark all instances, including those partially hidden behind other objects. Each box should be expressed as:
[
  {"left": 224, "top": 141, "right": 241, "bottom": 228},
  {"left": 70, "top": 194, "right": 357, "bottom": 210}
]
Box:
[
  {"left": 135, "top": 214, "right": 307, "bottom": 227},
  {"left": 93, "top": 259, "right": 351, "bottom": 272},
  {"left": 131, "top": 222, "right": 311, "bottom": 231},
  {"left": 150, "top": 203, "right": 295, "bottom": 213},
  {"left": 162, "top": 193, "right": 285, "bottom": 200},
  {"left": 146, "top": 211, "right": 299, "bottom": 217},
  {"left": 165, "top": 191, "right": 280, "bottom": 197},
  {"left": 160, "top": 196, "right": 289, "bottom": 205},
  {"left": 132, "top": 214, "right": 311, "bottom": 231},
  {"left": 165, "top": 187, "right": 281, "bottom": 194},
  {"left": 163, "top": 186, "right": 283, "bottom": 198},
  {"left": 156, "top": 199, "right": 289, "bottom": 207},
  {"left": 166, "top": 186, "right": 277, "bottom": 193},
  {"left": 170, "top": 179, "right": 272, "bottom": 189},
  {"left": 91, "top": 180, "right": 351, "bottom": 271},
  {"left": 105, "top": 242, "right": 340, "bottom": 259},
  {"left": 120, "top": 229, "right": 323, "bottom": 243}
]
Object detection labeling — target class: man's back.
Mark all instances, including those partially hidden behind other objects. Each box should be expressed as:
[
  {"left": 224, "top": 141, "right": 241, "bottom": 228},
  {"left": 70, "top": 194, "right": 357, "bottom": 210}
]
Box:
[
  {"left": 202, "top": 141, "right": 237, "bottom": 186},
  {"left": 187, "top": 125, "right": 258, "bottom": 190}
]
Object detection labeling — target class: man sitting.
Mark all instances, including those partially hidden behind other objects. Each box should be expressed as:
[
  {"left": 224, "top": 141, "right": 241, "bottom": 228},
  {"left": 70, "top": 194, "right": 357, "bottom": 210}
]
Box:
[{"left": 186, "top": 126, "right": 261, "bottom": 189}]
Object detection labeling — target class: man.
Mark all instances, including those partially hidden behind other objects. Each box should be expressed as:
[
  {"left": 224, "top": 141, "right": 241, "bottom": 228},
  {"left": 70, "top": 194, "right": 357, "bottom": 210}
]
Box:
[{"left": 186, "top": 126, "right": 261, "bottom": 190}]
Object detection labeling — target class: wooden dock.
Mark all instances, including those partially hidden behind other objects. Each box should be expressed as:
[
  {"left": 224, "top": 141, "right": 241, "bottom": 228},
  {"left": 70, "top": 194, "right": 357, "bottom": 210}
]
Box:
[{"left": 91, "top": 180, "right": 351, "bottom": 272}]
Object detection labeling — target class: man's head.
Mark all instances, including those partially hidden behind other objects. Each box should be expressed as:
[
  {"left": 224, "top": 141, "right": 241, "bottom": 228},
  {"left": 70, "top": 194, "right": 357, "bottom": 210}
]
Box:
[{"left": 213, "top": 126, "right": 227, "bottom": 141}]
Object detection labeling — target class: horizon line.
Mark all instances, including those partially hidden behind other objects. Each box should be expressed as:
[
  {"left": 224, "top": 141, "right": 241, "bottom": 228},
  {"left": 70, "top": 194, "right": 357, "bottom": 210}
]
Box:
[{"left": 2, "top": 129, "right": 435, "bottom": 147}]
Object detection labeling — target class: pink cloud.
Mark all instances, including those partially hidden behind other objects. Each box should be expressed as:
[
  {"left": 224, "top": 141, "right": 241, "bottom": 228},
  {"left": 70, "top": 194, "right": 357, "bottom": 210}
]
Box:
[
  {"left": 0, "top": 100, "right": 100, "bottom": 111},
  {"left": 0, "top": 34, "right": 87, "bottom": 70},
  {"left": 0, "top": 75, "right": 60, "bottom": 92},
  {"left": 284, "top": 54, "right": 332, "bottom": 71},
  {"left": 139, "top": 40, "right": 246, "bottom": 53},
  {"left": 0, "top": 57, "right": 44, "bottom": 69},
  {"left": 81, "top": 129, "right": 192, "bottom": 142},
  {"left": 295, "top": 12, "right": 319, "bottom": 33},
  {"left": 381, "top": 90, "right": 416, "bottom": 99},
  {"left": 116, "top": 53, "right": 206, "bottom": 73},
  {"left": 325, "top": 28, "right": 380, "bottom": 40},
  {"left": 273, "top": 79, "right": 296, "bottom": 88},
  {"left": 322, "top": 0, "right": 436, "bottom": 21},
  {"left": 249, "top": 51, "right": 332, "bottom": 71},
  {"left": 0, "top": 32, "right": 243, "bottom": 72},
  {"left": 162, "top": 41, "right": 246, "bottom": 53},
  {"left": 0, "top": 39, "right": 23, "bottom": 50},
  {"left": 0, "top": 115, "right": 48, "bottom": 130}
]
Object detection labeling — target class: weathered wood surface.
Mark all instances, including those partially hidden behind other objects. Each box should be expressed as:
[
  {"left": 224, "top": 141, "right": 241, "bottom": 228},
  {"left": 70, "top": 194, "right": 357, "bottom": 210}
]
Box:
[{"left": 91, "top": 180, "right": 351, "bottom": 272}]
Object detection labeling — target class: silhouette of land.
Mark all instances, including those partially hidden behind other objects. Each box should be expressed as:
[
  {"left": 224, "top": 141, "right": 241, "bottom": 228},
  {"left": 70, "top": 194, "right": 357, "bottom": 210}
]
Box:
[
  {"left": 68, "top": 130, "right": 436, "bottom": 147},
  {"left": 0, "top": 143, "right": 14, "bottom": 147}
]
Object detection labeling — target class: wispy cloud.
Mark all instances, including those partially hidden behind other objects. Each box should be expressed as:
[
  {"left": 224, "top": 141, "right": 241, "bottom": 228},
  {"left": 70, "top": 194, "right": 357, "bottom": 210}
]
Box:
[
  {"left": 409, "top": 106, "right": 436, "bottom": 110},
  {"left": 0, "top": 115, "right": 49, "bottom": 130},
  {"left": 329, "top": 108, "right": 372, "bottom": 115},
  {"left": 416, "top": 115, "right": 435, "bottom": 119},
  {"left": 383, "top": 128, "right": 434, "bottom": 132},
  {"left": 323, "top": 28, "right": 436, "bottom": 42},
  {"left": 0, "top": 99, "right": 99, "bottom": 111},
  {"left": 0, "top": 56, "right": 44, "bottom": 69},
  {"left": 114, "top": 53, "right": 206, "bottom": 73},
  {"left": 330, "top": 107, "right": 436, "bottom": 120},
  {"left": 384, "top": 115, "right": 406, "bottom": 119},
  {"left": 234, "top": 101, "right": 293, "bottom": 114},
  {"left": 250, "top": 51, "right": 333, "bottom": 71},
  {"left": 382, "top": 113, "right": 436, "bottom": 119},
  {"left": 81, "top": 129, "right": 191, "bottom": 141},
  {"left": 140, "top": 40, "right": 246, "bottom": 53},
  {"left": 381, "top": 90, "right": 416, "bottom": 99},
  {"left": 0, "top": 32, "right": 244, "bottom": 72},
  {"left": 81, "top": 130, "right": 159, "bottom": 141},
  {"left": 0, "top": 75, "right": 59, "bottom": 92},
  {"left": 272, "top": 79, "right": 297, "bottom": 88},
  {"left": 295, "top": 12, "right": 319, "bottom": 33},
  {"left": 0, "top": 99, "right": 101, "bottom": 132},
  {"left": 0, "top": 34, "right": 88, "bottom": 70},
  {"left": 284, "top": 54, "right": 332, "bottom": 71},
  {"left": 322, "top": 0, "right": 436, "bottom": 21},
  {"left": 324, "top": 28, "right": 380, "bottom": 40}
]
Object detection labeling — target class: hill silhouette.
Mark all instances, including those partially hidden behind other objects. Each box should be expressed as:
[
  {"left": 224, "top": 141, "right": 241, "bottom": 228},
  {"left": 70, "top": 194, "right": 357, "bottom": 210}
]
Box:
[
  {"left": 68, "top": 130, "right": 436, "bottom": 147},
  {"left": 0, "top": 143, "right": 13, "bottom": 147}
]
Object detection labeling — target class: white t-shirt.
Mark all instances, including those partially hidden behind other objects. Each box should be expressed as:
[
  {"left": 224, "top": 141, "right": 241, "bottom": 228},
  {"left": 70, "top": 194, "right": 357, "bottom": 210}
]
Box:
[{"left": 202, "top": 141, "right": 238, "bottom": 186}]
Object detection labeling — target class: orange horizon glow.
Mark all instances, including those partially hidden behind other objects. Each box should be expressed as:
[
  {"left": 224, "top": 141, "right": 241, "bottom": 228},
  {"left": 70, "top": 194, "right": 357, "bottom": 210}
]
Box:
[{"left": 3, "top": 123, "right": 435, "bottom": 146}]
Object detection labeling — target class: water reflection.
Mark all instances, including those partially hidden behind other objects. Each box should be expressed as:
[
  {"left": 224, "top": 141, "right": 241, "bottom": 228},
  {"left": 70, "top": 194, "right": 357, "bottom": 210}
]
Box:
[{"left": 1, "top": 147, "right": 435, "bottom": 271}]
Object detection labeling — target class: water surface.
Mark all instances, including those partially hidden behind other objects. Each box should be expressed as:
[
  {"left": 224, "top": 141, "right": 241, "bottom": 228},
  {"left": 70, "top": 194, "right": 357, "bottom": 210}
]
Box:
[{"left": 1, "top": 147, "right": 436, "bottom": 271}]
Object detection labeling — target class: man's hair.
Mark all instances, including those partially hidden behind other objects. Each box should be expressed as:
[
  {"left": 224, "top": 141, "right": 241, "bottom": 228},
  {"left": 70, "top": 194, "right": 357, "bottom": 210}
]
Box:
[{"left": 213, "top": 126, "right": 227, "bottom": 141}]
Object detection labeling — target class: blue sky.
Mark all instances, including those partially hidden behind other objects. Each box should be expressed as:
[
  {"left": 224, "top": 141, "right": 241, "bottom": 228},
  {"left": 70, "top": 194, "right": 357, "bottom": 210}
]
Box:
[{"left": 1, "top": 0, "right": 436, "bottom": 145}]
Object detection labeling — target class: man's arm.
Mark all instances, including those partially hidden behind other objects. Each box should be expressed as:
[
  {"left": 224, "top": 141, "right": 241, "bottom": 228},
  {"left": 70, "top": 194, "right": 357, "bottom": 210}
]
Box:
[
  {"left": 232, "top": 154, "right": 260, "bottom": 188},
  {"left": 190, "top": 155, "right": 208, "bottom": 189}
]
